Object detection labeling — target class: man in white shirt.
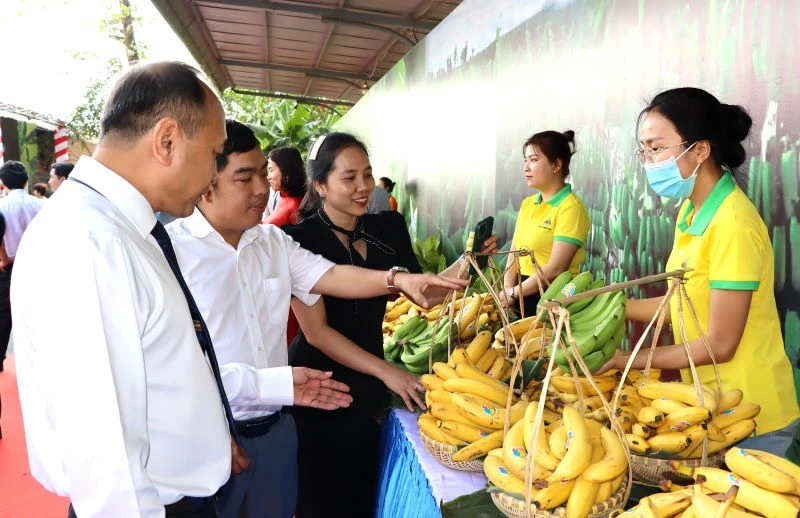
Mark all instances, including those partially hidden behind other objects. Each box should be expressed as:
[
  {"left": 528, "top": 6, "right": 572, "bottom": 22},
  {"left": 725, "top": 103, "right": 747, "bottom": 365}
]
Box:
[
  {"left": 167, "top": 120, "right": 468, "bottom": 518},
  {"left": 0, "top": 160, "right": 43, "bottom": 371}
]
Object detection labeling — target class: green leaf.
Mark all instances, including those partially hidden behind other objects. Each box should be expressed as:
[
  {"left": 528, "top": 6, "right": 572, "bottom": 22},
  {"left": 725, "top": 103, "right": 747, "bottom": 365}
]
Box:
[{"left": 440, "top": 488, "right": 504, "bottom": 518}]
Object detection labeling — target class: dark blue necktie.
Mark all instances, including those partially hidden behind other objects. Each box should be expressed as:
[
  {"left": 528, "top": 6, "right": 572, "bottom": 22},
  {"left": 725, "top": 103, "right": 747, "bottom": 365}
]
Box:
[{"left": 150, "top": 221, "right": 239, "bottom": 442}]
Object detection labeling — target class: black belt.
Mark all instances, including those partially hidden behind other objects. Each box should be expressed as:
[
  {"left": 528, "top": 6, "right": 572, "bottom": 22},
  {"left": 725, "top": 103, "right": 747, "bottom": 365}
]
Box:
[{"left": 234, "top": 411, "right": 282, "bottom": 438}]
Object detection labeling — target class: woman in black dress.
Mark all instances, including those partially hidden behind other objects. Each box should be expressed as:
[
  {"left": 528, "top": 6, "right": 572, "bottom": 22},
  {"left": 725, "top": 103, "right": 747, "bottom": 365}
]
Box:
[{"left": 283, "top": 133, "right": 492, "bottom": 517}]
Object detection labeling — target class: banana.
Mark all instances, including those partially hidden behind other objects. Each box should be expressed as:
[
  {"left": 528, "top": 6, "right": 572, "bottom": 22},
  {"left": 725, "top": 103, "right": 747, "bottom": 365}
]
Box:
[
  {"left": 706, "top": 422, "right": 726, "bottom": 441},
  {"left": 487, "top": 353, "right": 506, "bottom": 379},
  {"left": 452, "top": 393, "right": 527, "bottom": 430},
  {"left": 420, "top": 374, "right": 445, "bottom": 391},
  {"left": 676, "top": 424, "right": 708, "bottom": 459},
  {"left": 691, "top": 482, "right": 759, "bottom": 518},
  {"left": 565, "top": 277, "right": 604, "bottom": 313},
  {"left": 534, "top": 479, "right": 575, "bottom": 510},
  {"left": 656, "top": 407, "right": 711, "bottom": 434},
  {"left": 625, "top": 434, "right": 650, "bottom": 454},
  {"left": 418, "top": 416, "right": 462, "bottom": 445},
  {"left": 706, "top": 419, "right": 757, "bottom": 454},
  {"left": 548, "top": 375, "right": 617, "bottom": 395},
  {"left": 639, "top": 492, "right": 692, "bottom": 517},
  {"left": 632, "top": 423, "right": 651, "bottom": 439},
  {"left": 718, "top": 389, "right": 744, "bottom": 413},
  {"left": 451, "top": 429, "right": 504, "bottom": 462},
  {"left": 650, "top": 398, "right": 690, "bottom": 415},
  {"left": 725, "top": 447, "right": 798, "bottom": 494},
  {"left": 442, "top": 377, "right": 511, "bottom": 406},
  {"left": 637, "top": 381, "right": 719, "bottom": 415},
  {"left": 453, "top": 362, "right": 508, "bottom": 389},
  {"left": 710, "top": 403, "right": 761, "bottom": 430},
  {"left": 522, "top": 401, "right": 562, "bottom": 471},
  {"left": 637, "top": 406, "right": 665, "bottom": 427},
  {"left": 385, "top": 300, "right": 412, "bottom": 321},
  {"left": 595, "top": 481, "right": 613, "bottom": 504},
  {"left": 448, "top": 347, "right": 473, "bottom": 367},
  {"left": 483, "top": 453, "right": 529, "bottom": 496},
  {"left": 548, "top": 425, "right": 568, "bottom": 460},
  {"left": 428, "top": 389, "right": 452, "bottom": 404},
  {"left": 439, "top": 420, "right": 492, "bottom": 444},
  {"left": 582, "top": 426, "right": 628, "bottom": 483},
  {"left": 503, "top": 418, "right": 552, "bottom": 481},
  {"left": 648, "top": 432, "right": 691, "bottom": 454},
  {"left": 694, "top": 467, "right": 799, "bottom": 518},
  {"left": 465, "top": 330, "right": 493, "bottom": 363},
  {"left": 456, "top": 295, "right": 482, "bottom": 335},
  {"left": 429, "top": 402, "right": 483, "bottom": 428},
  {"left": 546, "top": 407, "right": 591, "bottom": 482},
  {"left": 474, "top": 346, "right": 497, "bottom": 373},
  {"left": 432, "top": 362, "right": 458, "bottom": 380},
  {"left": 566, "top": 476, "right": 600, "bottom": 518},
  {"left": 745, "top": 449, "right": 800, "bottom": 496},
  {"left": 539, "top": 271, "right": 574, "bottom": 303},
  {"left": 505, "top": 315, "right": 539, "bottom": 341}
]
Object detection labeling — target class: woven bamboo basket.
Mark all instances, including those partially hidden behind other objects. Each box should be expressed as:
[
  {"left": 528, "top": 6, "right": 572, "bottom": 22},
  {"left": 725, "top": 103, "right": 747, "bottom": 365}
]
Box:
[
  {"left": 489, "top": 475, "right": 630, "bottom": 518},
  {"left": 629, "top": 450, "right": 726, "bottom": 487},
  {"left": 419, "top": 430, "right": 484, "bottom": 472}
]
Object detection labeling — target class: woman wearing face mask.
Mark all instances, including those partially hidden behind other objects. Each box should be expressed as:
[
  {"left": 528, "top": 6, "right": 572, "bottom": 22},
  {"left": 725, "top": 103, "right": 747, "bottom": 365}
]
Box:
[
  {"left": 265, "top": 146, "right": 306, "bottom": 227},
  {"left": 282, "top": 132, "right": 493, "bottom": 517},
  {"left": 501, "top": 130, "right": 590, "bottom": 315},
  {"left": 601, "top": 87, "right": 799, "bottom": 455}
]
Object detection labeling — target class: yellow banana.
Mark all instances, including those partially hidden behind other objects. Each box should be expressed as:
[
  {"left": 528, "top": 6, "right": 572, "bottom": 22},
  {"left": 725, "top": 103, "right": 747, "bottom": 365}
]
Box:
[
  {"left": 486, "top": 352, "right": 506, "bottom": 379},
  {"left": 725, "top": 447, "right": 798, "bottom": 494},
  {"left": 505, "top": 315, "right": 538, "bottom": 341},
  {"left": 534, "top": 479, "right": 575, "bottom": 510},
  {"left": 549, "top": 375, "right": 617, "bottom": 395},
  {"left": 706, "top": 419, "right": 757, "bottom": 454},
  {"left": 639, "top": 492, "right": 692, "bottom": 517},
  {"left": 746, "top": 449, "right": 800, "bottom": 496},
  {"left": 442, "top": 377, "right": 511, "bottom": 406},
  {"left": 483, "top": 453, "right": 529, "bottom": 495},
  {"left": 694, "top": 467, "right": 798, "bottom": 518},
  {"left": 676, "top": 424, "right": 707, "bottom": 459},
  {"left": 632, "top": 423, "right": 651, "bottom": 439},
  {"left": 453, "top": 362, "right": 508, "bottom": 389},
  {"left": 710, "top": 403, "right": 761, "bottom": 430},
  {"left": 691, "top": 483, "right": 759, "bottom": 518},
  {"left": 430, "top": 401, "right": 483, "bottom": 427},
  {"left": 582, "top": 426, "right": 628, "bottom": 483},
  {"left": 465, "top": 330, "right": 493, "bottom": 363},
  {"left": 439, "top": 420, "right": 492, "bottom": 444},
  {"left": 522, "top": 401, "right": 561, "bottom": 471},
  {"left": 451, "top": 429, "right": 504, "bottom": 461},
  {"left": 566, "top": 476, "right": 600, "bottom": 518},
  {"left": 650, "top": 398, "right": 690, "bottom": 415},
  {"left": 546, "top": 407, "right": 591, "bottom": 482},
  {"left": 418, "top": 416, "right": 461, "bottom": 445},
  {"left": 574, "top": 395, "right": 607, "bottom": 413},
  {"left": 448, "top": 347, "right": 473, "bottom": 367},
  {"left": 473, "top": 346, "right": 497, "bottom": 373},
  {"left": 637, "top": 381, "right": 719, "bottom": 414},
  {"left": 451, "top": 393, "right": 527, "bottom": 430},
  {"left": 625, "top": 433, "right": 650, "bottom": 454},
  {"left": 548, "top": 425, "right": 568, "bottom": 460},
  {"left": 427, "top": 389, "right": 452, "bottom": 404},
  {"left": 503, "top": 418, "right": 552, "bottom": 481},
  {"left": 545, "top": 418, "right": 563, "bottom": 434},
  {"left": 595, "top": 481, "right": 613, "bottom": 504},
  {"left": 706, "top": 422, "right": 726, "bottom": 441},
  {"left": 656, "top": 407, "right": 711, "bottom": 434},
  {"left": 637, "top": 406, "right": 665, "bottom": 427},
  {"left": 432, "top": 362, "right": 458, "bottom": 380},
  {"left": 718, "top": 389, "right": 744, "bottom": 413},
  {"left": 487, "top": 447, "right": 503, "bottom": 459},
  {"left": 385, "top": 300, "right": 411, "bottom": 320},
  {"left": 456, "top": 295, "right": 482, "bottom": 334},
  {"left": 648, "top": 432, "right": 691, "bottom": 454},
  {"left": 420, "top": 373, "right": 445, "bottom": 391}
]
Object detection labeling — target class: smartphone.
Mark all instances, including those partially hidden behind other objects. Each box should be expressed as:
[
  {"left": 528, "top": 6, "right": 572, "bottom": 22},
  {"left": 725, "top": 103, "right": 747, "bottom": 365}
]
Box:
[{"left": 470, "top": 216, "right": 494, "bottom": 274}]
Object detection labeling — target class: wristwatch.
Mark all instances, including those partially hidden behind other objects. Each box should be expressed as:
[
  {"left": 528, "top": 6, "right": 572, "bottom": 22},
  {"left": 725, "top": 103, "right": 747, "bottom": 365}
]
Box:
[{"left": 387, "top": 266, "right": 410, "bottom": 294}]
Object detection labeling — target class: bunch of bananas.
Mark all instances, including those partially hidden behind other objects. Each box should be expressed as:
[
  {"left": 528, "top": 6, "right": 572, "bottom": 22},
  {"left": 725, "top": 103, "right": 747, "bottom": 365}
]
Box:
[
  {"left": 484, "top": 402, "right": 629, "bottom": 517},
  {"left": 383, "top": 315, "right": 452, "bottom": 373},
  {"left": 618, "top": 375, "right": 760, "bottom": 458},
  {"left": 536, "top": 271, "right": 627, "bottom": 374},
  {"left": 545, "top": 368, "right": 632, "bottom": 419},
  {"left": 417, "top": 337, "right": 523, "bottom": 462},
  {"left": 626, "top": 449, "right": 800, "bottom": 517},
  {"left": 492, "top": 316, "right": 554, "bottom": 360},
  {"left": 383, "top": 293, "right": 501, "bottom": 339}
]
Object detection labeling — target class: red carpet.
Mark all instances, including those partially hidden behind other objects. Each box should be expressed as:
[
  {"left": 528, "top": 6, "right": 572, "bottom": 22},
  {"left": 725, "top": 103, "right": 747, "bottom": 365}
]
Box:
[{"left": 0, "top": 354, "right": 69, "bottom": 518}]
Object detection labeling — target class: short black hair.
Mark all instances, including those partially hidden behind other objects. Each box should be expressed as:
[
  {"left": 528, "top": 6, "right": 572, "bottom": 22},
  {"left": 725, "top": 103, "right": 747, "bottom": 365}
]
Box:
[
  {"left": 33, "top": 183, "right": 48, "bottom": 196},
  {"left": 101, "top": 61, "right": 208, "bottom": 141},
  {"left": 0, "top": 161, "right": 29, "bottom": 189},
  {"left": 267, "top": 147, "right": 307, "bottom": 197},
  {"left": 216, "top": 120, "right": 262, "bottom": 171},
  {"left": 50, "top": 162, "right": 74, "bottom": 179}
]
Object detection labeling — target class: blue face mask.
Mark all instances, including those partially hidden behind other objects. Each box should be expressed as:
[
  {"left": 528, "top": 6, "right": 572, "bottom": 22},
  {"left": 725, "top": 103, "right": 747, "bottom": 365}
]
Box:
[{"left": 644, "top": 143, "right": 701, "bottom": 198}]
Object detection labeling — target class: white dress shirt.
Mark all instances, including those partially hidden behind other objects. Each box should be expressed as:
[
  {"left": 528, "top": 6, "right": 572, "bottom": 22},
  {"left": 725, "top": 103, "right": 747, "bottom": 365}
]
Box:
[
  {"left": 0, "top": 188, "right": 43, "bottom": 257},
  {"left": 167, "top": 209, "right": 335, "bottom": 420},
  {"left": 11, "top": 157, "right": 231, "bottom": 518}
]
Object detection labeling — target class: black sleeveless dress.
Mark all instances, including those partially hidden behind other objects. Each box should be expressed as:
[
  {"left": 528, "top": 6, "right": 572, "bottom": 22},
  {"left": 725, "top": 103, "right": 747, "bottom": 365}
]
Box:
[{"left": 282, "top": 210, "right": 422, "bottom": 518}]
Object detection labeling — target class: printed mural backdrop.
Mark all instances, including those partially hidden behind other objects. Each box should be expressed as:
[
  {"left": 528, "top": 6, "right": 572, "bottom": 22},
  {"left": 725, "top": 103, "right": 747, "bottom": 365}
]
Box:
[{"left": 337, "top": 0, "right": 800, "bottom": 397}]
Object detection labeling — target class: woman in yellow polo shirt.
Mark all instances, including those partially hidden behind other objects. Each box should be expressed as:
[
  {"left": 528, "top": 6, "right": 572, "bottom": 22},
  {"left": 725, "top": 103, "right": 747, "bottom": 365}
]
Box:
[
  {"left": 501, "top": 130, "right": 590, "bottom": 315},
  {"left": 602, "top": 87, "right": 799, "bottom": 455}
]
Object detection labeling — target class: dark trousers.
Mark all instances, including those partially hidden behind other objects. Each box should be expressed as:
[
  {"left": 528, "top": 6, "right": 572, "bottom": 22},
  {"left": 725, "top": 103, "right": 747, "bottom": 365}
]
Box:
[
  {"left": 68, "top": 497, "right": 217, "bottom": 518},
  {"left": 0, "top": 263, "right": 12, "bottom": 365}
]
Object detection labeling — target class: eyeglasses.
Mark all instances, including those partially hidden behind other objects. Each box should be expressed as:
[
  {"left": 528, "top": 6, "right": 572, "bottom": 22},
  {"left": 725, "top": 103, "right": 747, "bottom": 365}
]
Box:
[{"left": 634, "top": 141, "right": 688, "bottom": 165}]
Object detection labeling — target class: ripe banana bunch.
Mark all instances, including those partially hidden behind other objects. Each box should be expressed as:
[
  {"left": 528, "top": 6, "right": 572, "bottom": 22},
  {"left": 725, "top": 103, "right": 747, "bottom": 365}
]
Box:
[
  {"left": 484, "top": 401, "right": 629, "bottom": 516},
  {"left": 626, "top": 454, "right": 800, "bottom": 517},
  {"left": 621, "top": 376, "right": 759, "bottom": 458}
]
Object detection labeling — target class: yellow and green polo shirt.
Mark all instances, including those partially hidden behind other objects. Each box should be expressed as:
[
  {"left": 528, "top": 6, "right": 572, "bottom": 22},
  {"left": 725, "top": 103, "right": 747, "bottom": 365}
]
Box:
[
  {"left": 666, "top": 171, "right": 799, "bottom": 434},
  {"left": 512, "top": 184, "right": 590, "bottom": 277}
]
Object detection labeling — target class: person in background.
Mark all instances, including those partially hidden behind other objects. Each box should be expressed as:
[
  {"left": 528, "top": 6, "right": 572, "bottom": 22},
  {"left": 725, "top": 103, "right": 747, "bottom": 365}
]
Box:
[
  {"left": 283, "top": 132, "right": 494, "bottom": 517},
  {"left": 32, "top": 183, "right": 48, "bottom": 200},
  {"left": 0, "top": 161, "right": 43, "bottom": 372},
  {"left": 48, "top": 162, "right": 74, "bottom": 192},
  {"left": 366, "top": 181, "right": 392, "bottom": 214},
  {"left": 378, "top": 176, "right": 398, "bottom": 210},
  {"left": 265, "top": 146, "right": 306, "bottom": 227},
  {"left": 600, "top": 87, "right": 799, "bottom": 457},
  {"left": 500, "top": 130, "right": 589, "bottom": 315}
]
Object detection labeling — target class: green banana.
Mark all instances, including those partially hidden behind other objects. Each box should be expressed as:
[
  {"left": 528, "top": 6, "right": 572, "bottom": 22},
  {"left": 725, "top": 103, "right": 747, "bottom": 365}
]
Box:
[
  {"left": 539, "top": 271, "right": 573, "bottom": 303},
  {"left": 383, "top": 337, "right": 397, "bottom": 355},
  {"left": 568, "top": 290, "right": 617, "bottom": 328},
  {"left": 591, "top": 301, "right": 626, "bottom": 347},
  {"left": 565, "top": 276, "right": 604, "bottom": 313},
  {"left": 393, "top": 316, "right": 424, "bottom": 341}
]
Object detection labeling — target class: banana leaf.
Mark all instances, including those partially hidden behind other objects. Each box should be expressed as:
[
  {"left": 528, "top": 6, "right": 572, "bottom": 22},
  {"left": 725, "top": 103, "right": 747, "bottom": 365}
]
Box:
[{"left": 440, "top": 489, "right": 503, "bottom": 518}]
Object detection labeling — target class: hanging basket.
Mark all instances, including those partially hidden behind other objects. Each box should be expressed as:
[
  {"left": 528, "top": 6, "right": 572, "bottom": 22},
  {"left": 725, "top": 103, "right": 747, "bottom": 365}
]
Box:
[
  {"left": 419, "top": 430, "right": 484, "bottom": 472},
  {"left": 489, "top": 475, "right": 630, "bottom": 518}
]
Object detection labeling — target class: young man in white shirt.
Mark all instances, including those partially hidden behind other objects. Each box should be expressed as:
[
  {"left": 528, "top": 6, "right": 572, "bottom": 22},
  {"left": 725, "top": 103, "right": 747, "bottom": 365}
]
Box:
[
  {"left": 0, "top": 160, "right": 43, "bottom": 371},
  {"left": 167, "top": 119, "right": 468, "bottom": 518}
]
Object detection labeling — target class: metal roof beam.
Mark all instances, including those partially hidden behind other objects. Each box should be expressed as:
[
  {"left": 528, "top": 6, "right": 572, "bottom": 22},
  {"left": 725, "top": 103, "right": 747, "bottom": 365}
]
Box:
[
  {"left": 321, "top": 18, "right": 415, "bottom": 47},
  {"left": 199, "top": 0, "right": 437, "bottom": 30},
  {"left": 231, "top": 88, "right": 354, "bottom": 115},
  {"left": 221, "top": 58, "right": 373, "bottom": 81}
]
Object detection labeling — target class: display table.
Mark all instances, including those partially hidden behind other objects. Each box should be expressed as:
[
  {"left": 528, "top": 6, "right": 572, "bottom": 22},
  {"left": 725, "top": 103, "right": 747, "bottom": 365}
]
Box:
[{"left": 376, "top": 409, "right": 488, "bottom": 517}]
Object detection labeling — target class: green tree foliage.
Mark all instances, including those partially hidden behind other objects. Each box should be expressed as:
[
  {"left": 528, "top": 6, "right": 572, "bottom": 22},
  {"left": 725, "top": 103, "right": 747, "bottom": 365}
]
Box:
[{"left": 67, "top": 59, "right": 123, "bottom": 142}]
